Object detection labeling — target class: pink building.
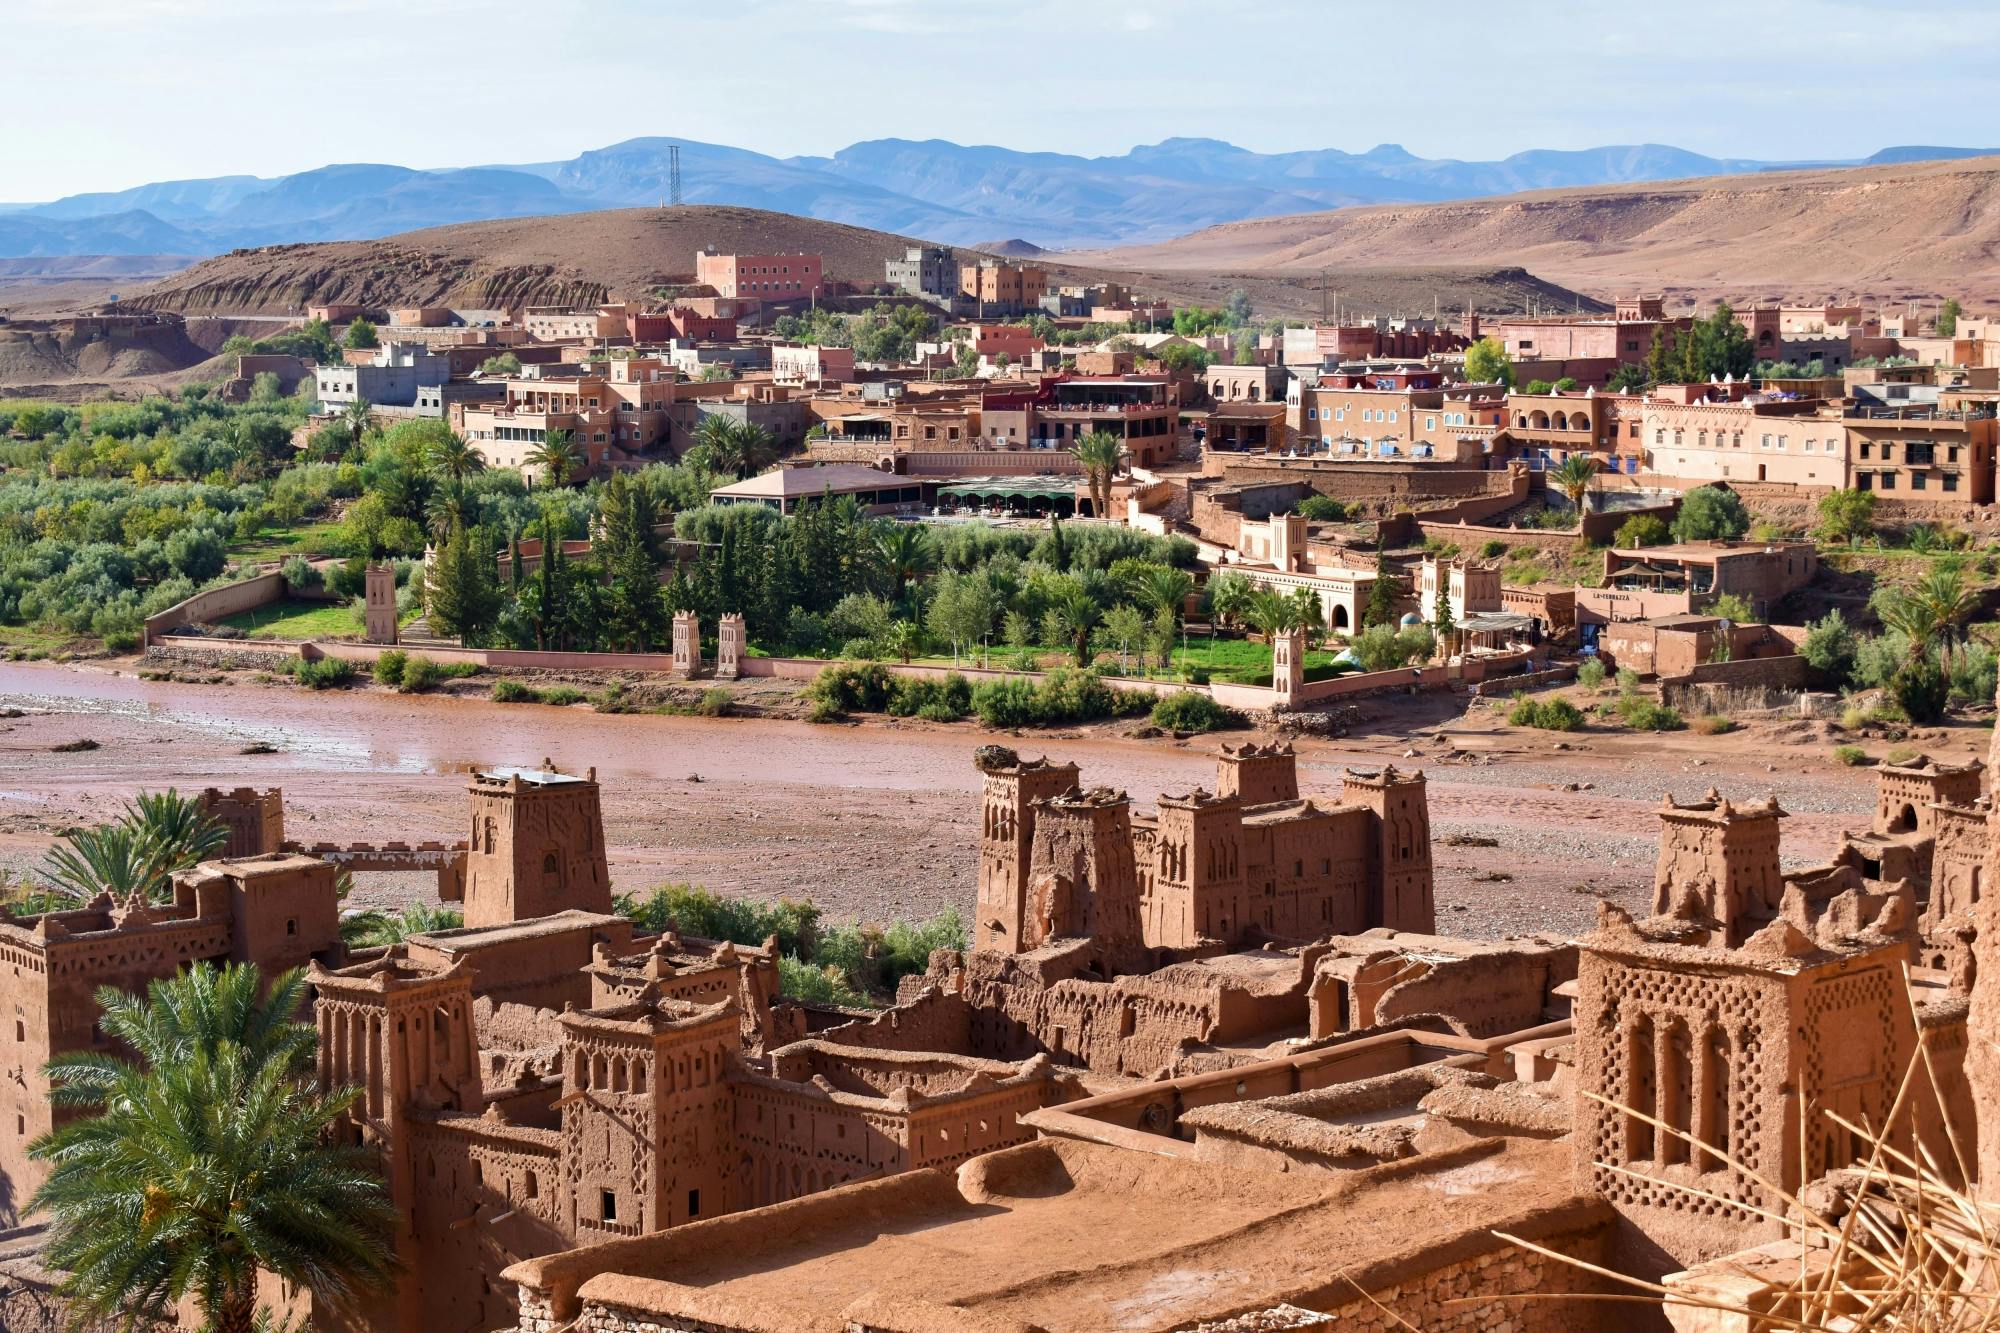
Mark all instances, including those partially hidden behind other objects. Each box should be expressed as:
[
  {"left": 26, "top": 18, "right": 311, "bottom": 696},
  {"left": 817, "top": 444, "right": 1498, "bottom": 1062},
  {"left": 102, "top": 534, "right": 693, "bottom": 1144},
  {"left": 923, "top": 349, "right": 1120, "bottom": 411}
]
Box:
[{"left": 695, "top": 250, "right": 823, "bottom": 301}]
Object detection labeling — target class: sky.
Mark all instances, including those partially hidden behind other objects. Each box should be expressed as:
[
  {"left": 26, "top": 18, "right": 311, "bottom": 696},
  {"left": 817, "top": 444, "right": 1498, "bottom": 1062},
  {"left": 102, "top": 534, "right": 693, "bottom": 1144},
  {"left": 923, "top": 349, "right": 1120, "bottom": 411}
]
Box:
[{"left": 6, "top": 0, "right": 1996, "bottom": 201}]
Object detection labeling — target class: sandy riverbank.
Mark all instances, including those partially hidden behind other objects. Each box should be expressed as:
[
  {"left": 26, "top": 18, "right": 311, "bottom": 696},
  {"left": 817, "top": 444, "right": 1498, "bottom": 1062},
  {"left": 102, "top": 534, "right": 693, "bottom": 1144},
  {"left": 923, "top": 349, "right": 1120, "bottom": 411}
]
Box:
[{"left": 0, "top": 659, "right": 1940, "bottom": 937}]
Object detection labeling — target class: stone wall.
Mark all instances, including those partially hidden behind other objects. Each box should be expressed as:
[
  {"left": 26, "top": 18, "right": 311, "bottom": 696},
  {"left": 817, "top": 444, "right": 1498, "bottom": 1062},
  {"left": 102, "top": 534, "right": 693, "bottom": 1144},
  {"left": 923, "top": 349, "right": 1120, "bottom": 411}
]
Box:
[
  {"left": 1307, "top": 1224, "right": 1610, "bottom": 1332},
  {"left": 141, "top": 570, "right": 287, "bottom": 644}
]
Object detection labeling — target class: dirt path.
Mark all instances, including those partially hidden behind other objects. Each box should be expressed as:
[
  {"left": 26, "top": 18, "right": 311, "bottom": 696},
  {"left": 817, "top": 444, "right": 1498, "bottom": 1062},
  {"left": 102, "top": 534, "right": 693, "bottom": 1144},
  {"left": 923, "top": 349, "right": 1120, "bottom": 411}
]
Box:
[{"left": 0, "top": 662, "right": 1902, "bottom": 938}]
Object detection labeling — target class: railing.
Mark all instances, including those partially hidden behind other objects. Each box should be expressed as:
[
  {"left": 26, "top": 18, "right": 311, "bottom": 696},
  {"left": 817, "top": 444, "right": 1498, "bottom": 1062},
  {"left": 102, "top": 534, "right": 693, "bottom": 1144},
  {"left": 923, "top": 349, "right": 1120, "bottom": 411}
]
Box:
[{"left": 1847, "top": 406, "right": 1996, "bottom": 422}]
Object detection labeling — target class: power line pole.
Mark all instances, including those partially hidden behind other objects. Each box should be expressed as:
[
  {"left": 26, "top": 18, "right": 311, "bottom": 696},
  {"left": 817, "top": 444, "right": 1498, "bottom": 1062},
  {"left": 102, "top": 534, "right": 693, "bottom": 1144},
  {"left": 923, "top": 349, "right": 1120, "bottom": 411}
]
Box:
[{"left": 669, "top": 145, "right": 683, "bottom": 207}]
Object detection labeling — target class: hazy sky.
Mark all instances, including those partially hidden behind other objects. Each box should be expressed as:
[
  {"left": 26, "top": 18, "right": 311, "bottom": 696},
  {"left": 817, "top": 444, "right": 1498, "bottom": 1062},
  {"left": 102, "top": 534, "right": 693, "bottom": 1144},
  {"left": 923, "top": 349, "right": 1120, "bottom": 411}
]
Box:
[{"left": 7, "top": 0, "right": 1995, "bottom": 200}]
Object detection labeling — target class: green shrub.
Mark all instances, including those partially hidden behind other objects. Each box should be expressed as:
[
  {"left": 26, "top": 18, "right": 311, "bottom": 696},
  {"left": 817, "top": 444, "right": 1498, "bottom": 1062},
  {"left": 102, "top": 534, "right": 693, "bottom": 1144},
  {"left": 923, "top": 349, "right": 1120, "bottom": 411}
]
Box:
[
  {"left": 396, "top": 654, "right": 441, "bottom": 693},
  {"left": 697, "top": 687, "right": 732, "bottom": 717},
  {"left": 1616, "top": 667, "right": 1641, "bottom": 694},
  {"left": 885, "top": 672, "right": 970, "bottom": 720},
  {"left": 777, "top": 956, "right": 872, "bottom": 1008},
  {"left": 1833, "top": 744, "right": 1869, "bottom": 767},
  {"left": 806, "top": 662, "right": 892, "bottom": 714},
  {"left": 373, "top": 649, "right": 408, "bottom": 685},
  {"left": 1507, "top": 693, "right": 1584, "bottom": 731},
  {"left": 1692, "top": 714, "right": 1736, "bottom": 735},
  {"left": 616, "top": 883, "right": 820, "bottom": 958},
  {"left": 1478, "top": 539, "right": 1508, "bottom": 559},
  {"left": 1617, "top": 695, "right": 1684, "bottom": 731},
  {"left": 1151, "top": 690, "right": 1239, "bottom": 733},
  {"left": 1296, "top": 495, "right": 1347, "bottom": 521},
  {"left": 491, "top": 679, "right": 540, "bottom": 703},
  {"left": 972, "top": 678, "right": 1039, "bottom": 728},
  {"left": 292, "top": 657, "right": 354, "bottom": 690},
  {"left": 1614, "top": 514, "right": 1670, "bottom": 548},
  {"left": 1576, "top": 659, "right": 1606, "bottom": 692},
  {"left": 1892, "top": 655, "right": 1949, "bottom": 725},
  {"left": 805, "top": 696, "right": 843, "bottom": 724},
  {"left": 540, "top": 685, "right": 584, "bottom": 706}
]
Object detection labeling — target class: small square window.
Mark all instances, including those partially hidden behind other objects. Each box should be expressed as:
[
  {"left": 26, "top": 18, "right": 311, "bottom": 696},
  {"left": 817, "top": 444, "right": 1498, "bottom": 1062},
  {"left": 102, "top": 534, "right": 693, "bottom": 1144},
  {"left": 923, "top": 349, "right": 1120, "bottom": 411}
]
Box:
[{"left": 600, "top": 1190, "right": 618, "bottom": 1222}]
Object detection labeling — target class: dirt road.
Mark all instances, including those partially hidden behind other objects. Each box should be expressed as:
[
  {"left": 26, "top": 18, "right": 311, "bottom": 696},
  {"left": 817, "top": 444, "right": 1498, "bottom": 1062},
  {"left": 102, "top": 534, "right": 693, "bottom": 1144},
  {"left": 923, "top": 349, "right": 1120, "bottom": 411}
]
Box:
[{"left": 0, "top": 661, "right": 1900, "bottom": 937}]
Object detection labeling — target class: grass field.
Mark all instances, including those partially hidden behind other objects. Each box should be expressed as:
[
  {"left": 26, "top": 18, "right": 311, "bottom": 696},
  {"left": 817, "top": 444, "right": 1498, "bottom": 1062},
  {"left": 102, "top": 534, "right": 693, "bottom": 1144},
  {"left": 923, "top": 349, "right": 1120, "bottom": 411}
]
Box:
[
  {"left": 227, "top": 521, "right": 344, "bottom": 565},
  {"left": 218, "top": 597, "right": 364, "bottom": 640}
]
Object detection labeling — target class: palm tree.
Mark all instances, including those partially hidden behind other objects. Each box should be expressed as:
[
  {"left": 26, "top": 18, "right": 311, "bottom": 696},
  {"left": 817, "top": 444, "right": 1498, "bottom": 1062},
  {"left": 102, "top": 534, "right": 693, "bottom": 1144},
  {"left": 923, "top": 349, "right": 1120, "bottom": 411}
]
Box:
[
  {"left": 886, "top": 620, "right": 923, "bottom": 665},
  {"left": 1069, "top": 429, "right": 1123, "bottom": 520},
  {"left": 340, "top": 398, "right": 372, "bottom": 449},
  {"left": 732, "top": 422, "right": 778, "bottom": 478},
  {"left": 694, "top": 413, "right": 740, "bottom": 473},
  {"left": 339, "top": 902, "right": 464, "bottom": 949},
  {"left": 29, "top": 964, "right": 396, "bottom": 1333},
  {"left": 525, "top": 429, "right": 584, "bottom": 488},
  {"left": 1548, "top": 453, "right": 1599, "bottom": 518},
  {"left": 424, "top": 481, "right": 473, "bottom": 544},
  {"left": 1044, "top": 583, "right": 1102, "bottom": 667},
  {"left": 425, "top": 432, "right": 485, "bottom": 483},
  {"left": 876, "top": 524, "right": 936, "bottom": 603},
  {"left": 1242, "top": 587, "right": 1302, "bottom": 640},
  {"left": 1880, "top": 562, "right": 1981, "bottom": 669},
  {"left": 1132, "top": 566, "right": 1196, "bottom": 624},
  {"left": 40, "top": 789, "right": 227, "bottom": 904},
  {"left": 1203, "top": 570, "right": 1253, "bottom": 635}
]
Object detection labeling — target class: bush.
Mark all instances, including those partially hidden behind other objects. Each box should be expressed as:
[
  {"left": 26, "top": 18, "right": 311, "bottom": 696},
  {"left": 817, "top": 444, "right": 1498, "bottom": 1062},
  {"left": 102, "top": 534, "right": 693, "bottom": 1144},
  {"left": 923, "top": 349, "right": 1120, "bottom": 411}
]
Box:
[
  {"left": 491, "top": 679, "right": 540, "bottom": 703},
  {"left": 971, "top": 678, "right": 1039, "bottom": 728},
  {"left": 617, "top": 883, "right": 820, "bottom": 958},
  {"left": 281, "top": 554, "right": 324, "bottom": 592},
  {"left": 1617, "top": 694, "right": 1684, "bottom": 731},
  {"left": 1507, "top": 693, "right": 1584, "bottom": 731},
  {"left": 1801, "top": 611, "right": 1857, "bottom": 687},
  {"left": 697, "top": 687, "right": 733, "bottom": 717},
  {"left": 1833, "top": 744, "right": 1870, "bottom": 766},
  {"left": 1576, "top": 659, "right": 1606, "bottom": 692},
  {"left": 806, "top": 662, "right": 892, "bottom": 715},
  {"left": 1479, "top": 539, "right": 1508, "bottom": 559},
  {"left": 886, "top": 672, "right": 970, "bottom": 720},
  {"left": 540, "top": 685, "right": 584, "bottom": 706},
  {"left": 1151, "top": 690, "right": 1239, "bottom": 733},
  {"left": 397, "top": 654, "right": 441, "bottom": 693},
  {"left": 1614, "top": 514, "right": 1670, "bottom": 548},
  {"left": 1616, "top": 667, "right": 1641, "bottom": 694},
  {"left": 1352, "top": 623, "right": 1435, "bottom": 672},
  {"left": 292, "top": 657, "right": 354, "bottom": 690},
  {"left": 1692, "top": 714, "right": 1736, "bottom": 735},
  {"left": 1671, "top": 485, "right": 1751, "bottom": 542},
  {"left": 805, "top": 696, "right": 843, "bottom": 724},
  {"left": 1892, "top": 655, "right": 1949, "bottom": 724},
  {"left": 1949, "top": 643, "right": 1996, "bottom": 705},
  {"left": 372, "top": 649, "right": 408, "bottom": 685},
  {"left": 1296, "top": 495, "right": 1347, "bottom": 522},
  {"left": 777, "top": 956, "right": 872, "bottom": 1008}
]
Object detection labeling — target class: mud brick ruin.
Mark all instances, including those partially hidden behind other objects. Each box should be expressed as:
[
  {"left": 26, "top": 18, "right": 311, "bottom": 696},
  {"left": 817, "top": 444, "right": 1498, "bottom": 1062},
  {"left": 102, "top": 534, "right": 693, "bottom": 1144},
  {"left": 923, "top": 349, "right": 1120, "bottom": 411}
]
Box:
[{"left": 1, "top": 724, "right": 1996, "bottom": 1331}]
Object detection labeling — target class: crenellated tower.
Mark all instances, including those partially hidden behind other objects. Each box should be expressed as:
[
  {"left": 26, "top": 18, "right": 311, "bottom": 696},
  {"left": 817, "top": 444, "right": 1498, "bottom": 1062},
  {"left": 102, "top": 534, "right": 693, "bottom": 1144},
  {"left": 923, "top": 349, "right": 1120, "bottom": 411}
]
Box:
[
  {"left": 462, "top": 763, "right": 611, "bottom": 927},
  {"left": 973, "top": 750, "right": 1080, "bottom": 953},
  {"left": 1341, "top": 766, "right": 1434, "bottom": 933}
]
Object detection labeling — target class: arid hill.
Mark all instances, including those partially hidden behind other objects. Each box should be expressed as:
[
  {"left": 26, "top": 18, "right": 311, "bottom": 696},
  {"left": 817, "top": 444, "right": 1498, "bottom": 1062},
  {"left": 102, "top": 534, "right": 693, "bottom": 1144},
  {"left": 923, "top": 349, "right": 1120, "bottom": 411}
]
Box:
[
  {"left": 124, "top": 204, "right": 1593, "bottom": 322},
  {"left": 1081, "top": 155, "right": 2000, "bottom": 307}
]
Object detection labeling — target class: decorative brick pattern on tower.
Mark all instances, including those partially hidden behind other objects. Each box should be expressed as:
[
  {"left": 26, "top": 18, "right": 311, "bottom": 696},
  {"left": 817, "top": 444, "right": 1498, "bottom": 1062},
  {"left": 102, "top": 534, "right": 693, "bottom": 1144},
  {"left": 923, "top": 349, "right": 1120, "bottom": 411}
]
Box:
[
  {"left": 1340, "top": 766, "right": 1435, "bottom": 933},
  {"left": 671, "top": 610, "right": 699, "bottom": 678},
  {"left": 1024, "top": 789, "right": 1143, "bottom": 956},
  {"left": 1969, "top": 677, "right": 2000, "bottom": 1194},
  {"left": 715, "top": 613, "right": 745, "bottom": 680},
  {"left": 974, "top": 751, "right": 1080, "bottom": 952},
  {"left": 1651, "top": 790, "right": 1786, "bottom": 946},
  {"left": 364, "top": 563, "right": 398, "bottom": 644},
  {"left": 1215, "top": 742, "right": 1301, "bottom": 805},
  {"left": 461, "top": 765, "right": 612, "bottom": 928},
  {"left": 199, "top": 786, "right": 285, "bottom": 857},
  {"left": 1271, "top": 626, "right": 1304, "bottom": 706}
]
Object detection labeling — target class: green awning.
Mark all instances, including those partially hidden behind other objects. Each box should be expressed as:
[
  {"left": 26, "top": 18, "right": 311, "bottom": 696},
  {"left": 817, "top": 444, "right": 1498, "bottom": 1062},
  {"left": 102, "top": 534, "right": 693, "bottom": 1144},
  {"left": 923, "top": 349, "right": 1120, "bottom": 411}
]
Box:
[{"left": 938, "top": 478, "right": 1079, "bottom": 501}]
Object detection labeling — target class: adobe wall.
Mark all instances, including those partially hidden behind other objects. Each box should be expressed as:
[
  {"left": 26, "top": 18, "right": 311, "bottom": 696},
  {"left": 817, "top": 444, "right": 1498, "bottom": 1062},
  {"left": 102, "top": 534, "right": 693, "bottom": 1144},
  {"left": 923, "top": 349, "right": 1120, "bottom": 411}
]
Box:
[
  {"left": 404, "top": 1116, "right": 566, "bottom": 1332},
  {"left": 1204, "top": 456, "right": 1511, "bottom": 503},
  {"left": 1371, "top": 946, "right": 1575, "bottom": 1039},
  {"left": 1668, "top": 653, "right": 1808, "bottom": 690},
  {"left": 1303, "top": 1219, "right": 1610, "bottom": 1333},
  {"left": 142, "top": 570, "right": 287, "bottom": 644}
]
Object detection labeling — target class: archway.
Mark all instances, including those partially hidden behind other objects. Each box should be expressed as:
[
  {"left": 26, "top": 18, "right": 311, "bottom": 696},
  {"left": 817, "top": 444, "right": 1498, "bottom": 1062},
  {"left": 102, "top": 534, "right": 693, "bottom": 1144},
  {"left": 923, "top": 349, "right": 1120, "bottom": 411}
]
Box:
[
  {"left": 1889, "top": 803, "right": 1918, "bottom": 833},
  {"left": 1331, "top": 603, "right": 1350, "bottom": 630}
]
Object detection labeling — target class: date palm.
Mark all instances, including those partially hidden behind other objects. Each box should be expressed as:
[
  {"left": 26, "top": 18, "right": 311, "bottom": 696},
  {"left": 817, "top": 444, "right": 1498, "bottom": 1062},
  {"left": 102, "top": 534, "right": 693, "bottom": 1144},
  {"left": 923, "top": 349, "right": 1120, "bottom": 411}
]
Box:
[
  {"left": 1242, "top": 587, "right": 1303, "bottom": 639},
  {"left": 876, "top": 524, "right": 936, "bottom": 602},
  {"left": 1069, "top": 429, "right": 1123, "bottom": 520},
  {"left": 340, "top": 398, "right": 372, "bottom": 448},
  {"left": 1131, "top": 566, "right": 1196, "bottom": 625},
  {"left": 30, "top": 963, "right": 395, "bottom": 1333},
  {"left": 525, "top": 429, "right": 584, "bottom": 488},
  {"left": 39, "top": 789, "right": 227, "bottom": 904},
  {"left": 1044, "top": 583, "right": 1102, "bottom": 667},
  {"left": 1548, "top": 453, "right": 1599, "bottom": 517},
  {"left": 339, "top": 902, "right": 464, "bottom": 949},
  {"left": 425, "top": 431, "right": 485, "bottom": 483},
  {"left": 1203, "top": 569, "right": 1252, "bottom": 635}
]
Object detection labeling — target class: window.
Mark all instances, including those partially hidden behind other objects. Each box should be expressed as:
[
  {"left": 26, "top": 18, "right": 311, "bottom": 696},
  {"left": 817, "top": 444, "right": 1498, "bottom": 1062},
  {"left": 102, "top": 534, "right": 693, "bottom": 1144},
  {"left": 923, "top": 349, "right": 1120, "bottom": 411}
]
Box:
[
  {"left": 1943, "top": 473, "right": 1959, "bottom": 492},
  {"left": 1881, "top": 473, "right": 1896, "bottom": 490},
  {"left": 600, "top": 1190, "right": 618, "bottom": 1222},
  {"left": 687, "top": 1188, "right": 701, "bottom": 1217},
  {"left": 286, "top": 919, "right": 297, "bottom": 936},
  {"left": 1860, "top": 442, "right": 1872, "bottom": 459},
  {"left": 1911, "top": 472, "right": 1927, "bottom": 490},
  {"left": 1426, "top": 416, "right": 1436, "bottom": 430}
]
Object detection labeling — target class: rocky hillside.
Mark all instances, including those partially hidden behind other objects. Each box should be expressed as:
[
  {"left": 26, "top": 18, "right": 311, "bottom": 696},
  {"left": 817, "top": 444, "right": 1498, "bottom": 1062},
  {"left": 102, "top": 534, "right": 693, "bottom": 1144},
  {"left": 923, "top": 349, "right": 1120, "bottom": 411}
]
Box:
[
  {"left": 124, "top": 204, "right": 1596, "bottom": 321},
  {"left": 1083, "top": 155, "right": 2000, "bottom": 305}
]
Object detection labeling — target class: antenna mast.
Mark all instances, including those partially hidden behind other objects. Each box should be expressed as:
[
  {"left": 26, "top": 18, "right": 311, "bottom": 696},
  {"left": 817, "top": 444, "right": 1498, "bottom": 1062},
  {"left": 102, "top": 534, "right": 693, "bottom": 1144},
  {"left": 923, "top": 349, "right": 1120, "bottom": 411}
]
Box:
[{"left": 670, "top": 145, "right": 683, "bottom": 207}]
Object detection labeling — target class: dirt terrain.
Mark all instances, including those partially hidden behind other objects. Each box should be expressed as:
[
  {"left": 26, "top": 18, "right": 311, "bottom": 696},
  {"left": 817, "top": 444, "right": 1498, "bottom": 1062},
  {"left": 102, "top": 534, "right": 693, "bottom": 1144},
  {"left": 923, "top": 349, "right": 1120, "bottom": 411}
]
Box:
[
  {"left": 118, "top": 204, "right": 1594, "bottom": 323},
  {"left": 1081, "top": 154, "right": 2000, "bottom": 308},
  {"left": 0, "top": 659, "right": 1962, "bottom": 941}
]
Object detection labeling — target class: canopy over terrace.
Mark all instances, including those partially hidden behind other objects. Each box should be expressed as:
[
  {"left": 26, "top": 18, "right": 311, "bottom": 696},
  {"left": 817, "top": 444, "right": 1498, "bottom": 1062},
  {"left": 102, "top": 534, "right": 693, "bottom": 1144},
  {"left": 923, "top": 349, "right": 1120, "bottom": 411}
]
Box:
[{"left": 938, "top": 476, "right": 1085, "bottom": 516}]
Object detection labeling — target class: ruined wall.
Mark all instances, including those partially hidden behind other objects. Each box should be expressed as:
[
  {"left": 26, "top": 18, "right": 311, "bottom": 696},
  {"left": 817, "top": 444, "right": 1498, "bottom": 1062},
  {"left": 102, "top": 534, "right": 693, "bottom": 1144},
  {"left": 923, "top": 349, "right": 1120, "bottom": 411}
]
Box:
[
  {"left": 1304, "top": 1223, "right": 1610, "bottom": 1333},
  {"left": 1373, "top": 946, "right": 1573, "bottom": 1039}
]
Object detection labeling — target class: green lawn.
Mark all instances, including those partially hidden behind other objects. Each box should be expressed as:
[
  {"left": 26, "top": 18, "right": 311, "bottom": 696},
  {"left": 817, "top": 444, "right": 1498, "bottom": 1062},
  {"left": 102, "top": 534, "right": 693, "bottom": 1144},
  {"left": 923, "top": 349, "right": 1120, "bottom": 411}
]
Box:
[
  {"left": 227, "top": 520, "right": 344, "bottom": 565},
  {"left": 218, "top": 597, "right": 364, "bottom": 640}
]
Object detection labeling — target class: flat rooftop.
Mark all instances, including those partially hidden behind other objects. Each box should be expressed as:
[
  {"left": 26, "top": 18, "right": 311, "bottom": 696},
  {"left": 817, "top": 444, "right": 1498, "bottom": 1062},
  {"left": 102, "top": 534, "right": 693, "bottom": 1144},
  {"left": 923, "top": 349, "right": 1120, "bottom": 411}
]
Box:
[{"left": 509, "top": 1135, "right": 1600, "bottom": 1332}]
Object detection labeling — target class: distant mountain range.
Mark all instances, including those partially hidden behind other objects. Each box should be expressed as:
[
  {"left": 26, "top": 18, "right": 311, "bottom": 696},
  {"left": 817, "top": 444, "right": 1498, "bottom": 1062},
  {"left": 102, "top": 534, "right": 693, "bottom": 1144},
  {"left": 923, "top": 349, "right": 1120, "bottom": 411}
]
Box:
[{"left": 3, "top": 137, "right": 1996, "bottom": 259}]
